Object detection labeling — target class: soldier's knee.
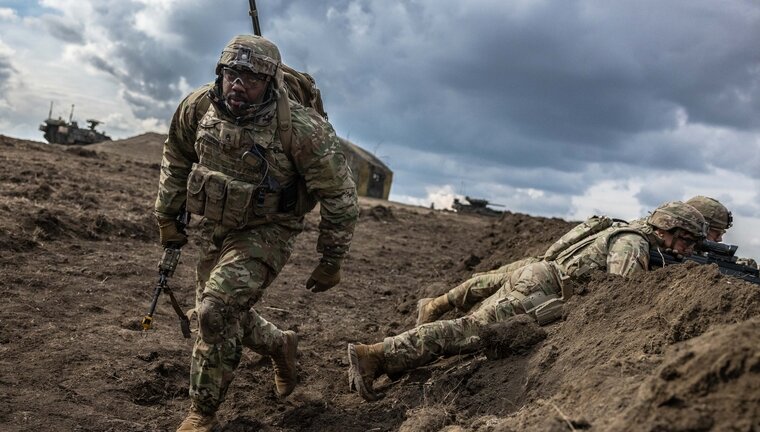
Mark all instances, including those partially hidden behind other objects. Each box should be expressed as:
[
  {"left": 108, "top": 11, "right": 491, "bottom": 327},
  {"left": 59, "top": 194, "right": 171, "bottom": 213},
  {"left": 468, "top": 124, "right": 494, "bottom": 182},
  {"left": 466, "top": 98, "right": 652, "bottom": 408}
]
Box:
[{"left": 198, "top": 295, "right": 228, "bottom": 344}]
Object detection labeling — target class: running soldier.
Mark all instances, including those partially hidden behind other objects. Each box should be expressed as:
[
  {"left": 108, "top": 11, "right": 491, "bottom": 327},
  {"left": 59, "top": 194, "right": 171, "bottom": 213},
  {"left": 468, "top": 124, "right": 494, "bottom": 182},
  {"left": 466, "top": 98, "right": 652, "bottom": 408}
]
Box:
[{"left": 154, "top": 35, "right": 359, "bottom": 431}]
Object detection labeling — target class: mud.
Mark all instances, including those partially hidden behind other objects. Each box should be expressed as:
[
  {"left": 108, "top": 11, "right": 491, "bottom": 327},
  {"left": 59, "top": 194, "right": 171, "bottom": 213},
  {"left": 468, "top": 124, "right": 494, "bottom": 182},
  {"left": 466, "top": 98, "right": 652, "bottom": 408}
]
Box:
[{"left": 0, "top": 133, "right": 758, "bottom": 432}]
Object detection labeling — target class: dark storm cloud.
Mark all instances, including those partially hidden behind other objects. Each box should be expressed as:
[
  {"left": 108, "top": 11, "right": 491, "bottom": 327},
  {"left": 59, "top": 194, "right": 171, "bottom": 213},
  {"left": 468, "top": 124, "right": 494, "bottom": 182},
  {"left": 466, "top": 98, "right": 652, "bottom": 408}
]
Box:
[
  {"left": 37, "top": 0, "right": 760, "bottom": 206},
  {"left": 636, "top": 183, "right": 686, "bottom": 210},
  {"left": 262, "top": 1, "right": 760, "bottom": 180},
  {"left": 41, "top": 15, "right": 84, "bottom": 44}
]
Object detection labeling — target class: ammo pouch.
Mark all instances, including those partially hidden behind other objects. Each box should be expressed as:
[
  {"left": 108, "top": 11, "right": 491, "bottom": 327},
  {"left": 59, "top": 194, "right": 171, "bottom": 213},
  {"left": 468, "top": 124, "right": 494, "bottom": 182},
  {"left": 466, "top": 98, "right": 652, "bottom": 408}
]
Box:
[{"left": 187, "top": 164, "right": 283, "bottom": 228}]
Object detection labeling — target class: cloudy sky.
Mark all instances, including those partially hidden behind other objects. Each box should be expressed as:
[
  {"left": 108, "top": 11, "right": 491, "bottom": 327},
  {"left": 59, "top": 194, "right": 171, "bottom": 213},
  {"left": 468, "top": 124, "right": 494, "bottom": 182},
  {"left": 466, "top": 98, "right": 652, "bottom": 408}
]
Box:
[{"left": 2, "top": 0, "right": 760, "bottom": 258}]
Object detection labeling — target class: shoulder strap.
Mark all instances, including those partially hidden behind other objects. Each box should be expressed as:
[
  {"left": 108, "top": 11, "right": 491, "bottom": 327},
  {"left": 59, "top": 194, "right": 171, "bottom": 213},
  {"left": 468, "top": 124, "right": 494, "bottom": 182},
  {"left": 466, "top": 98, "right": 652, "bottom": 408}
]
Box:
[
  {"left": 276, "top": 88, "right": 294, "bottom": 162},
  {"left": 193, "top": 91, "right": 213, "bottom": 125}
]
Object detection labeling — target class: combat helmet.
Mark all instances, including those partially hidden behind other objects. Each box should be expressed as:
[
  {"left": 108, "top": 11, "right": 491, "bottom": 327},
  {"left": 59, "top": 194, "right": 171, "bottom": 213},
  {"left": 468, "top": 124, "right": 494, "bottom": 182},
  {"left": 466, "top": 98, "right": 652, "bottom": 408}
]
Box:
[
  {"left": 216, "top": 35, "right": 281, "bottom": 77},
  {"left": 647, "top": 201, "right": 707, "bottom": 239},
  {"left": 685, "top": 196, "right": 732, "bottom": 230}
]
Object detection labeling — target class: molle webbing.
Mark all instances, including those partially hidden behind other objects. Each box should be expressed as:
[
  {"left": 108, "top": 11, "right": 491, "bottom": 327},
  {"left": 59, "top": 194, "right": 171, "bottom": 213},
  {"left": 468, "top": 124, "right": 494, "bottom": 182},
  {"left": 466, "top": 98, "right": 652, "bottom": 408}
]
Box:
[{"left": 542, "top": 216, "right": 613, "bottom": 261}]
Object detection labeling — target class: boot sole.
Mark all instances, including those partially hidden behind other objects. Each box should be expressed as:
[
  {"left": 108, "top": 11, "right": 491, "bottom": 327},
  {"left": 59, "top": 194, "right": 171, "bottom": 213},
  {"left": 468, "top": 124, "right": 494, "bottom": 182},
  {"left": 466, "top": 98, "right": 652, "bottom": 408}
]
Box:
[{"left": 347, "top": 343, "right": 384, "bottom": 402}]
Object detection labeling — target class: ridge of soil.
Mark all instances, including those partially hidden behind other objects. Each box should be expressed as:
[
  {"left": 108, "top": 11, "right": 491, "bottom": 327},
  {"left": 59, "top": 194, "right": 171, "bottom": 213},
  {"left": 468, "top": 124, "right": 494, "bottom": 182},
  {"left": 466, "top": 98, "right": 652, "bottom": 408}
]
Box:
[{"left": 1, "top": 134, "right": 757, "bottom": 432}]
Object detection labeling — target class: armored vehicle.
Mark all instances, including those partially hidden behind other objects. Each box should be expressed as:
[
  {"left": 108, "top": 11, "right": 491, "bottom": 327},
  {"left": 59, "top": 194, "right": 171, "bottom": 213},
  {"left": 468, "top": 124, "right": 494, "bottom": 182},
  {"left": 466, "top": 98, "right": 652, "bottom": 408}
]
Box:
[
  {"left": 39, "top": 102, "right": 111, "bottom": 145},
  {"left": 339, "top": 137, "right": 393, "bottom": 199},
  {"left": 452, "top": 196, "right": 504, "bottom": 216}
]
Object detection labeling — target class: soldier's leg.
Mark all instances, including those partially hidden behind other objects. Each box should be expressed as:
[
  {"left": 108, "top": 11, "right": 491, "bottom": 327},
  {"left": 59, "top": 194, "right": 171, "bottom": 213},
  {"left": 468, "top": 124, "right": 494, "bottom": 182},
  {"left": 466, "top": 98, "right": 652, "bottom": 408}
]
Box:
[
  {"left": 390, "top": 261, "right": 561, "bottom": 377},
  {"left": 351, "top": 261, "right": 562, "bottom": 402},
  {"left": 417, "top": 257, "right": 540, "bottom": 325},
  {"left": 240, "top": 309, "right": 298, "bottom": 397},
  {"left": 448, "top": 257, "right": 541, "bottom": 311},
  {"left": 416, "top": 273, "right": 500, "bottom": 325},
  {"left": 474, "top": 256, "right": 541, "bottom": 277},
  {"left": 191, "top": 226, "right": 296, "bottom": 413},
  {"left": 195, "top": 219, "right": 221, "bottom": 310}
]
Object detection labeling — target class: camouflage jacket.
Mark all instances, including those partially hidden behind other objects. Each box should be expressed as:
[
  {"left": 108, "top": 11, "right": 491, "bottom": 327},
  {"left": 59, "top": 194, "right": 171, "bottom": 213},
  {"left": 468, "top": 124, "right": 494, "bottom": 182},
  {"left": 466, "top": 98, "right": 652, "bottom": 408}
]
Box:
[
  {"left": 154, "top": 84, "right": 359, "bottom": 261},
  {"left": 552, "top": 218, "right": 659, "bottom": 278}
]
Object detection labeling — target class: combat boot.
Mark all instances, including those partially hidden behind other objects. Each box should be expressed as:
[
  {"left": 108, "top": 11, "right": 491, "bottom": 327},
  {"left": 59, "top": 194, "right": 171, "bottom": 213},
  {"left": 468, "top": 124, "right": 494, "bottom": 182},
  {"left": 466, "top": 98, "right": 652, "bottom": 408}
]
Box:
[
  {"left": 347, "top": 342, "right": 386, "bottom": 402},
  {"left": 176, "top": 406, "right": 218, "bottom": 432},
  {"left": 416, "top": 294, "right": 453, "bottom": 326},
  {"left": 271, "top": 330, "right": 298, "bottom": 397}
]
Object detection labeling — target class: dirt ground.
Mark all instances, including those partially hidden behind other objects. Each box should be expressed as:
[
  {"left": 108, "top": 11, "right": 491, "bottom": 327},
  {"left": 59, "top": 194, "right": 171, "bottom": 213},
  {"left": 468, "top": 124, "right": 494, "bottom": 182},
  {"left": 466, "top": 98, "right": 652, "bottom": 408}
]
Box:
[{"left": 1, "top": 134, "right": 758, "bottom": 432}]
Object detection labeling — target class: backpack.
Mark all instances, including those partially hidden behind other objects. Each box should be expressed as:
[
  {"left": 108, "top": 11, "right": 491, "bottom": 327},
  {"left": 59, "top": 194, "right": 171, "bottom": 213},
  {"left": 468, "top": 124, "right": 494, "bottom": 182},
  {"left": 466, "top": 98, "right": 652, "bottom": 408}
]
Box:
[
  {"left": 274, "top": 64, "right": 326, "bottom": 216},
  {"left": 541, "top": 215, "right": 614, "bottom": 261}
]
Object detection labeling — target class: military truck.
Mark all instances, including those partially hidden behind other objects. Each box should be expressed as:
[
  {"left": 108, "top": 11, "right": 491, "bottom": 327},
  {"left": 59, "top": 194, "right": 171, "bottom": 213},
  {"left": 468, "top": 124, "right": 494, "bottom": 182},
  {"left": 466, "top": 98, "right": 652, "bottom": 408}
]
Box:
[
  {"left": 452, "top": 196, "right": 504, "bottom": 216},
  {"left": 39, "top": 102, "right": 111, "bottom": 145}
]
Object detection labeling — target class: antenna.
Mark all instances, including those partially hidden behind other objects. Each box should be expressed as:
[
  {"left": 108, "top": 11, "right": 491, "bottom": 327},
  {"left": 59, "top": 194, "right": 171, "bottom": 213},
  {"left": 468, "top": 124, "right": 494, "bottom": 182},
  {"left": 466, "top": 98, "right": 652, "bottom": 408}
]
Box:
[
  {"left": 69, "top": 104, "right": 75, "bottom": 123},
  {"left": 48, "top": 101, "right": 53, "bottom": 119},
  {"left": 372, "top": 140, "right": 384, "bottom": 156}
]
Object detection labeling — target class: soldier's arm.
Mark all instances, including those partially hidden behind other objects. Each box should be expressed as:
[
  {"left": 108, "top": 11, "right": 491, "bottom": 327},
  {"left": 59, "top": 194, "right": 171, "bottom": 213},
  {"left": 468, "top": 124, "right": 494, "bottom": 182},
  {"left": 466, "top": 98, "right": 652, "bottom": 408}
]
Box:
[
  {"left": 293, "top": 112, "right": 359, "bottom": 263},
  {"left": 154, "top": 86, "right": 210, "bottom": 218},
  {"left": 607, "top": 232, "right": 650, "bottom": 277}
]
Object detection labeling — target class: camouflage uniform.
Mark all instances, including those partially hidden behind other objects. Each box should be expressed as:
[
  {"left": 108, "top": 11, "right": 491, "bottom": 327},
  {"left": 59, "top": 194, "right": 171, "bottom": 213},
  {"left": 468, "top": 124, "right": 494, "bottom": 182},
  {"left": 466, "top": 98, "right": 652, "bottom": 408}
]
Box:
[
  {"left": 444, "top": 257, "right": 540, "bottom": 312},
  {"left": 155, "top": 36, "right": 358, "bottom": 414},
  {"left": 382, "top": 219, "right": 658, "bottom": 374}
]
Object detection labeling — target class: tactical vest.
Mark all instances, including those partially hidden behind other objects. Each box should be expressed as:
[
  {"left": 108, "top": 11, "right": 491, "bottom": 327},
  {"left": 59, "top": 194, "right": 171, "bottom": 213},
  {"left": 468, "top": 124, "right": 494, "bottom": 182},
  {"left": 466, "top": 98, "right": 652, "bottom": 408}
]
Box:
[
  {"left": 552, "top": 218, "right": 654, "bottom": 278},
  {"left": 185, "top": 103, "right": 302, "bottom": 228}
]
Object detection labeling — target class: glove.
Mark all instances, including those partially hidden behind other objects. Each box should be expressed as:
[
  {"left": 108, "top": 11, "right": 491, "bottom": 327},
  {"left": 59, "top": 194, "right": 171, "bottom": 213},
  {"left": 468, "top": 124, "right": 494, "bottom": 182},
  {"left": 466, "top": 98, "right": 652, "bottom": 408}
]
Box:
[
  {"left": 306, "top": 259, "right": 341, "bottom": 293},
  {"left": 156, "top": 215, "right": 188, "bottom": 248}
]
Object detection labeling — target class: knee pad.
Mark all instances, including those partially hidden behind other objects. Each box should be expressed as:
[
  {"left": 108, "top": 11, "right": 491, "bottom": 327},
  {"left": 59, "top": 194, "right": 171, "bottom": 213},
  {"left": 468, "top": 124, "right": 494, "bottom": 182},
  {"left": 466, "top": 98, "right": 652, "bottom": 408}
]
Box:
[{"left": 197, "top": 295, "right": 227, "bottom": 344}]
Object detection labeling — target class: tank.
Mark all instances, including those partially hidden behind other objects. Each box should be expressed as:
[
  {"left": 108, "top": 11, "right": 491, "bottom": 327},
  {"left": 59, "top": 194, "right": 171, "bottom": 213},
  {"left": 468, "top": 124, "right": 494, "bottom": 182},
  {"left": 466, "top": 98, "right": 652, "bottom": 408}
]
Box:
[
  {"left": 452, "top": 196, "right": 505, "bottom": 217},
  {"left": 39, "top": 102, "right": 112, "bottom": 145}
]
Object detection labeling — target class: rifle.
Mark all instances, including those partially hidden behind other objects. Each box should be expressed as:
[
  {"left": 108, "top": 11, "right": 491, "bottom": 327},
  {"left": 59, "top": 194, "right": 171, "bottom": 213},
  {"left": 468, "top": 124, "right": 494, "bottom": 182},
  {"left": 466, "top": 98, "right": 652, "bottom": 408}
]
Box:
[
  {"left": 649, "top": 239, "right": 760, "bottom": 285},
  {"left": 141, "top": 210, "right": 192, "bottom": 338},
  {"left": 249, "top": 0, "right": 261, "bottom": 36}
]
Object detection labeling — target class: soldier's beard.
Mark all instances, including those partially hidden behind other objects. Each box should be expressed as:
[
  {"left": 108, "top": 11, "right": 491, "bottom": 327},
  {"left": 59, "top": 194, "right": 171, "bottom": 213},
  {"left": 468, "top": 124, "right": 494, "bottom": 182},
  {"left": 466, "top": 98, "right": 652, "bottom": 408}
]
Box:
[{"left": 225, "top": 91, "right": 249, "bottom": 114}]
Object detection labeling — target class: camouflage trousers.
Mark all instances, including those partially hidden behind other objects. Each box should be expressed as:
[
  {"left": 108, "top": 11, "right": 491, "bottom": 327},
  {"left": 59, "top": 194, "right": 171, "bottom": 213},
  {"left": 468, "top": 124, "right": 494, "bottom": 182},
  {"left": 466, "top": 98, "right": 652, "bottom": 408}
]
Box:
[
  {"left": 446, "top": 257, "right": 540, "bottom": 311},
  {"left": 189, "top": 220, "right": 299, "bottom": 414},
  {"left": 383, "top": 261, "right": 562, "bottom": 374}
]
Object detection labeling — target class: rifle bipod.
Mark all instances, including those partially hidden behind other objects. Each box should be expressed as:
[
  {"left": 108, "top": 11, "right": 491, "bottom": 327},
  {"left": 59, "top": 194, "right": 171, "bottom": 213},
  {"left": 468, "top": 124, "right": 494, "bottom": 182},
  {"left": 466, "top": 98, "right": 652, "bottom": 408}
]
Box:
[{"left": 142, "top": 246, "right": 192, "bottom": 338}]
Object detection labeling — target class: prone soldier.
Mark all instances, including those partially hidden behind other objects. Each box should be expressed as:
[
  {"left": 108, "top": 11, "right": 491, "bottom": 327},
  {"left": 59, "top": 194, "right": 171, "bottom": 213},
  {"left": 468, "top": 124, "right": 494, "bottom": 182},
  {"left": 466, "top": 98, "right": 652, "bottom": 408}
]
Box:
[
  {"left": 416, "top": 195, "right": 744, "bottom": 326},
  {"left": 348, "top": 201, "right": 706, "bottom": 402}
]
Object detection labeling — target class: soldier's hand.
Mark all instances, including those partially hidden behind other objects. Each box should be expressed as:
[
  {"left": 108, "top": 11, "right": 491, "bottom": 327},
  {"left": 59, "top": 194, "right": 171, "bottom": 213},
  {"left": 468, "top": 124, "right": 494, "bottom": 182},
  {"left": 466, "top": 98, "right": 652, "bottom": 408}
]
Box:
[
  {"left": 306, "top": 260, "right": 341, "bottom": 293},
  {"left": 156, "top": 215, "right": 188, "bottom": 248}
]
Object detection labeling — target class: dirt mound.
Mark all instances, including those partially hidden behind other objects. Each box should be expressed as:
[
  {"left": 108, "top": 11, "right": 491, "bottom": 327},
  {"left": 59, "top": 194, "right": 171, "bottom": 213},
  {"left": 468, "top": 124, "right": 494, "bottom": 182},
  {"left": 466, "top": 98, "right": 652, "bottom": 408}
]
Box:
[
  {"left": 1, "top": 133, "right": 757, "bottom": 432},
  {"left": 471, "top": 211, "right": 576, "bottom": 274},
  {"left": 610, "top": 317, "right": 760, "bottom": 432},
  {"left": 88, "top": 132, "right": 166, "bottom": 164},
  {"left": 411, "top": 263, "right": 760, "bottom": 432}
]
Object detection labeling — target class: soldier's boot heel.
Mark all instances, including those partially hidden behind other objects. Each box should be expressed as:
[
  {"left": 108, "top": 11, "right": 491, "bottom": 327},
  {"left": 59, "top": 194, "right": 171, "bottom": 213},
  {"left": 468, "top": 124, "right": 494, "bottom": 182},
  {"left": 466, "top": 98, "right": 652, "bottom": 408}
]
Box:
[{"left": 347, "top": 342, "right": 386, "bottom": 402}]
